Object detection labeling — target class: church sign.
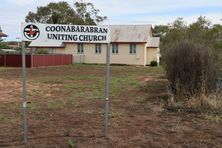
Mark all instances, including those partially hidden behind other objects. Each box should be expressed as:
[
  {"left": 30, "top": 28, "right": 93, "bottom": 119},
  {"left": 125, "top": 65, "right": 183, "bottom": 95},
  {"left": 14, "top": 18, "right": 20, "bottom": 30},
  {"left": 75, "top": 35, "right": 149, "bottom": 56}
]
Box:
[{"left": 21, "top": 23, "right": 110, "bottom": 43}]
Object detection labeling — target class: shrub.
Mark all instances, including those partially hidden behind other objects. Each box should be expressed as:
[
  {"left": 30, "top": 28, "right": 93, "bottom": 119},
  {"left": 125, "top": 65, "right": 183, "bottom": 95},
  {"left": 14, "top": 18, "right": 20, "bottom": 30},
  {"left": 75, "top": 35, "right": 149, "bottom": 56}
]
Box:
[
  {"left": 165, "top": 40, "right": 217, "bottom": 101},
  {"left": 0, "top": 42, "right": 10, "bottom": 49},
  {"left": 36, "top": 49, "right": 48, "bottom": 54},
  {"left": 150, "top": 61, "right": 158, "bottom": 67}
]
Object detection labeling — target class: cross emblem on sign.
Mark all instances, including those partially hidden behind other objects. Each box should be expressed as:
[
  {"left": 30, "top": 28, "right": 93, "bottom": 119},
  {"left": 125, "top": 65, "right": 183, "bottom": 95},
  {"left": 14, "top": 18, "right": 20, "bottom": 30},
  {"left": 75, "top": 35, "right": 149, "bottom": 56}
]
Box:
[{"left": 23, "top": 24, "right": 40, "bottom": 40}]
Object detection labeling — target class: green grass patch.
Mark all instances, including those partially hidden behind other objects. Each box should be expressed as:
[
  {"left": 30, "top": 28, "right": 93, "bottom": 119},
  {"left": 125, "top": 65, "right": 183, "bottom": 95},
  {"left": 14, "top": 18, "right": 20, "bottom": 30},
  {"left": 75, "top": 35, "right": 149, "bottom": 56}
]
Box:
[
  {"left": 30, "top": 65, "right": 166, "bottom": 101},
  {"left": 68, "top": 139, "right": 76, "bottom": 148},
  {"left": 28, "top": 101, "right": 39, "bottom": 110},
  {"left": 109, "top": 111, "right": 123, "bottom": 118},
  {"left": 39, "top": 77, "right": 63, "bottom": 84},
  {"left": 47, "top": 100, "right": 65, "bottom": 109}
]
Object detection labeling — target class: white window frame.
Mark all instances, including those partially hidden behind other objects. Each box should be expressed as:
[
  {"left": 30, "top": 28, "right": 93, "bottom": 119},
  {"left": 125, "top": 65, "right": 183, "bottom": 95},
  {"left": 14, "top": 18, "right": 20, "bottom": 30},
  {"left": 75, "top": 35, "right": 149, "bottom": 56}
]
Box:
[
  {"left": 112, "top": 43, "right": 118, "bottom": 54},
  {"left": 77, "top": 43, "right": 84, "bottom": 54},
  {"left": 129, "top": 43, "right": 136, "bottom": 54},
  {"left": 95, "top": 43, "right": 102, "bottom": 54}
]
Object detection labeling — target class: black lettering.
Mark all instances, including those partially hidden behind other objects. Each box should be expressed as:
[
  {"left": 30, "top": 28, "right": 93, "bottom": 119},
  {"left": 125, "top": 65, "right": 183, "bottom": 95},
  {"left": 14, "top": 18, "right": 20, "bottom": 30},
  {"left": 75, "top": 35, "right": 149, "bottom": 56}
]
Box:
[
  {"left": 81, "top": 26, "right": 85, "bottom": 32},
  {"left": 87, "top": 35, "right": 93, "bottom": 41},
  {"left": 50, "top": 26, "right": 55, "bottom": 32},
  {"left": 47, "top": 34, "right": 52, "bottom": 39},
  {"left": 90, "top": 27, "right": 94, "bottom": 33},
  {"left": 68, "top": 35, "right": 72, "bottom": 41},
  {"left": 76, "top": 26, "right": 80, "bottom": 32},
  {"left": 73, "top": 35, "right": 78, "bottom": 41},
  {"left": 60, "top": 26, "right": 66, "bottom": 32},
  {"left": 56, "top": 26, "right": 61, "bottom": 32},
  {"left": 52, "top": 34, "right": 58, "bottom": 40},
  {"left": 93, "top": 35, "right": 98, "bottom": 41},
  {"left": 103, "top": 28, "right": 108, "bottom": 34},
  {"left": 66, "top": 26, "right": 70, "bottom": 32},
  {"left": 94, "top": 27, "right": 98, "bottom": 33},
  {"left": 85, "top": 27, "right": 90, "bottom": 33},
  {"left": 71, "top": 26, "right": 75, "bottom": 32},
  {"left": 46, "top": 26, "right": 50, "bottom": 32},
  {"left": 79, "top": 35, "right": 84, "bottom": 41}
]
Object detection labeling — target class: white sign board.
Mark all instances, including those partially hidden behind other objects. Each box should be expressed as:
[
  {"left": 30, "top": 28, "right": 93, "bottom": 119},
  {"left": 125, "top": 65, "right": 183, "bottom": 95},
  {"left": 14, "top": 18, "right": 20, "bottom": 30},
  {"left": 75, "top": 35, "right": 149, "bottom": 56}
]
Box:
[{"left": 21, "top": 23, "right": 110, "bottom": 43}]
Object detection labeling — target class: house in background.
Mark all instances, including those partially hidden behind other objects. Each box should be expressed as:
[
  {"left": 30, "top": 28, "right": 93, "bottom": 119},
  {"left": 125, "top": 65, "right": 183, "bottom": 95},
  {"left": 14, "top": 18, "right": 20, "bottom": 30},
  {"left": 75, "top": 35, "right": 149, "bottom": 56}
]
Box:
[
  {"left": 29, "top": 25, "right": 160, "bottom": 66},
  {"left": 0, "top": 49, "right": 18, "bottom": 54},
  {"left": 0, "top": 32, "right": 7, "bottom": 38},
  {"left": 7, "top": 41, "right": 20, "bottom": 49},
  {"left": 0, "top": 26, "right": 8, "bottom": 39}
]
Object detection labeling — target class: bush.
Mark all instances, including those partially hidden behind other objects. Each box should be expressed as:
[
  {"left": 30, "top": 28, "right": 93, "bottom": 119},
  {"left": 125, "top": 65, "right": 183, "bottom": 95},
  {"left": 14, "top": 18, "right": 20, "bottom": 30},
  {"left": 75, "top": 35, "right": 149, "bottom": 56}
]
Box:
[
  {"left": 0, "top": 42, "right": 10, "bottom": 49},
  {"left": 165, "top": 40, "right": 217, "bottom": 101},
  {"left": 36, "top": 49, "right": 48, "bottom": 54},
  {"left": 150, "top": 61, "right": 158, "bottom": 67}
]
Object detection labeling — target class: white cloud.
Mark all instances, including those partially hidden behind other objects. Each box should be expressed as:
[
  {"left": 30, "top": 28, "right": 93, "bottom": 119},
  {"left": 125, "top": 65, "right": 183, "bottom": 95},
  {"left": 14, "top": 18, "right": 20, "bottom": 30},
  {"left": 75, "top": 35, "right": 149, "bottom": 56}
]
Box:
[
  {"left": 86, "top": 0, "right": 222, "bottom": 16},
  {"left": 1, "top": 0, "right": 222, "bottom": 40}
]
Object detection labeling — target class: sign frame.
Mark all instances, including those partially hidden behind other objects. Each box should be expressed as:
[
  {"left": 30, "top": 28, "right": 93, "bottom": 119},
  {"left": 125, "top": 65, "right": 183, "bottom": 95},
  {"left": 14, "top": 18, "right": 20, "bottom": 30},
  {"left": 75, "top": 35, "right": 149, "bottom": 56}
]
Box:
[{"left": 21, "top": 23, "right": 110, "bottom": 43}]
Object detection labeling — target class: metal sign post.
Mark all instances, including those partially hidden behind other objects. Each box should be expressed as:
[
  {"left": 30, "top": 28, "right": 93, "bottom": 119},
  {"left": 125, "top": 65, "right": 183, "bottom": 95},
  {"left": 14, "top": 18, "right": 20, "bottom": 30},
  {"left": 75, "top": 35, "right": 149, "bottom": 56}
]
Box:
[
  {"left": 21, "top": 22, "right": 110, "bottom": 142},
  {"left": 104, "top": 43, "right": 110, "bottom": 137},
  {"left": 22, "top": 41, "right": 28, "bottom": 144}
]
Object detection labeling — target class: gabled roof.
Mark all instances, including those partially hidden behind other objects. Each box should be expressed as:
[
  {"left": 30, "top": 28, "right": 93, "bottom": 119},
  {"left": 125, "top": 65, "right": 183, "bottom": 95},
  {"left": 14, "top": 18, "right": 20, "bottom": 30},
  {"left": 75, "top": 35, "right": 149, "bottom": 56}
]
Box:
[
  {"left": 0, "top": 49, "right": 17, "bottom": 53},
  {"left": 110, "top": 25, "right": 152, "bottom": 43},
  {"left": 0, "top": 32, "right": 8, "bottom": 37},
  {"left": 28, "top": 24, "right": 153, "bottom": 47},
  {"left": 146, "top": 37, "right": 160, "bottom": 48},
  {"left": 29, "top": 41, "right": 65, "bottom": 48}
]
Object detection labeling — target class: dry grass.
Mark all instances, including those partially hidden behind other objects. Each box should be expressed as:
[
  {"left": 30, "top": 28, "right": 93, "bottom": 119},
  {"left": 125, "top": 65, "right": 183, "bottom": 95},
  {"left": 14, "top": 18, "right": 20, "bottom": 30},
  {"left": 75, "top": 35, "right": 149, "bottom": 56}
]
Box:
[{"left": 168, "top": 91, "right": 222, "bottom": 114}]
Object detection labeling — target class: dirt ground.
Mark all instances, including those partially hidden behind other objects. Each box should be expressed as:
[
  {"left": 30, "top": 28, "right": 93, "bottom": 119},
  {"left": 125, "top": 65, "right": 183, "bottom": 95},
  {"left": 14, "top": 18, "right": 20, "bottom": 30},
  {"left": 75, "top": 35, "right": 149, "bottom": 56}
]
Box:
[{"left": 0, "top": 65, "right": 221, "bottom": 148}]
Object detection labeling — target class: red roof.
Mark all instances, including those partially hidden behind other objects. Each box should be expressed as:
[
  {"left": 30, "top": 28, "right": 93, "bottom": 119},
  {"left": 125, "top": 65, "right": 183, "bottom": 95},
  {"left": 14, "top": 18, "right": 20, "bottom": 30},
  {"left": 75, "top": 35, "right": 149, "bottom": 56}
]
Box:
[{"left": 0, "top": 32, "right": 8, "bottom": 37}]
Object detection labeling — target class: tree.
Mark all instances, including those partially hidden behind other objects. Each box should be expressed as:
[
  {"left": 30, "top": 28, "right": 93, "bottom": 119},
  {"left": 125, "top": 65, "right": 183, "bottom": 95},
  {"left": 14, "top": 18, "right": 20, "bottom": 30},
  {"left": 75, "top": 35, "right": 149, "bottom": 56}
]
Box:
[
  {"left": 155, "top": 16, "right": 222, "bottom": 77},
  {"left": 153, "top": 25, "right": 169, "bottom": 37},
  {"left": 0, "top": 26, "right": 3, "bottom": 42},
  {"left": 0, "top": 26, "right": 10, "bottom": 49},
  {"left": 25, "top": 1, "right": 107, "bottom": 25},
  {"left": 154, "top": 18, "right": 187, "bottom": 60},
  {"left": 74, "top": 1, "right": 107, "bottom": 25}
]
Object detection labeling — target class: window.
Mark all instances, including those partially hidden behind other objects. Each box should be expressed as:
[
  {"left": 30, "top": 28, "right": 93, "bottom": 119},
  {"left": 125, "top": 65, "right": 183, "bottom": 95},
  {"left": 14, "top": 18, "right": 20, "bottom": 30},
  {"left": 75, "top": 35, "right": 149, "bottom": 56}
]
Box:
[
  {"left": 95, "top": 43, "right": 101, "bottom": 54},
  {"left": 49, "top": 48, "right": 54, "bottom": 54},
  {"left": 112, "top": 43, "right": 118, "bottom": 54},
  {"left": 77, "top": 43, "right": 84, "bottom": 54},
  {"left": 129, "top": 44, "right": 136, "bottom": 54}
]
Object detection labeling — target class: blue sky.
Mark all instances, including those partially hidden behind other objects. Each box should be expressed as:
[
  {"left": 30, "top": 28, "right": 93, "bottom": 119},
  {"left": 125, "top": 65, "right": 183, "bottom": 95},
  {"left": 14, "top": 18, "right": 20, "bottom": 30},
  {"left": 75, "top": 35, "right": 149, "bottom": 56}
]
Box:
[{"left": 1, "top": 0, "right": 222, "bottom": 41}]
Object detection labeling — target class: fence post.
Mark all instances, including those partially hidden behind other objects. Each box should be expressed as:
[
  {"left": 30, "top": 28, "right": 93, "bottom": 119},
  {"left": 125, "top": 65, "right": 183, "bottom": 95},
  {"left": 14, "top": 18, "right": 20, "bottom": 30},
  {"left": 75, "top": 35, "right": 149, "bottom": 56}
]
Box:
[
  {"left": 31, "top": 54, "right": 33, "bottom": 68},
  {"left": 62, "top": 55, "right": 64, "bottom": 65},
  {"left": 4, "top": 54, "right": 6, "bottom": 67},
  {"left": 71, "top": 55, "right": 73, "bottom": 64},
  {"left": 43, "top": 54, "right": 45, "bottom": 67},
  {"left": 52, "top": 55, "right": 54, "bottom": 66}
]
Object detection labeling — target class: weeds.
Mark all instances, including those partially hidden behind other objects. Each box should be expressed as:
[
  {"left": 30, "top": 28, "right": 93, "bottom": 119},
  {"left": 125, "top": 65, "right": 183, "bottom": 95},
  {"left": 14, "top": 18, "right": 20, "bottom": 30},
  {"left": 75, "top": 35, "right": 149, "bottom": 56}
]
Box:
[
  {"left": 0, "top": 114, "right": 4, "bottom": 121},
  {"left": 202, "top": 114, "right": 222, "bottom": 123},
  {"left": 28, "top": 101, "right": 39, "bottom": 110},
  {"left": 68, "top": 139, "right": 76, "bottom": 148},
  {"left": 109, "top": 111, "right": 123, "bottom": 118}
]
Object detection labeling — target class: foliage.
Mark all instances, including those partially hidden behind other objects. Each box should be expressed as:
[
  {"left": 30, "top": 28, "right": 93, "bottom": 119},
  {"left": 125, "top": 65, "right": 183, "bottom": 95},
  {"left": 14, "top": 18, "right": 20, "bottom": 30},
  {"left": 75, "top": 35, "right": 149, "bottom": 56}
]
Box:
[
  {"left": 36, "top": 49, "right": 48, "bottom": 54},
  {"left": 74, "top": 1, "right": 107, "bottom": 25},
  {"left": 150, "top": 61, "right": 158, "bottom": 67},
  {"left": 0, "top": 42, "right": 10, "bottom": 49},
  {"left": 0, "top": 27, "right": 9, "bottom": 48},
  {"left": 14, "top": 47, "right": 22, "bottom": 53},
  {"left": 25, "top": 1, "right": 107, "bottom": 25},
  {"left": 165, "top": 40, "right": 216, "bottom": 101},
  {"left": 154, "top": 16, "right": 222, "bottom": 76},
  {"left": 68, "top": 139, "right": 76, "bottom": 148}
]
